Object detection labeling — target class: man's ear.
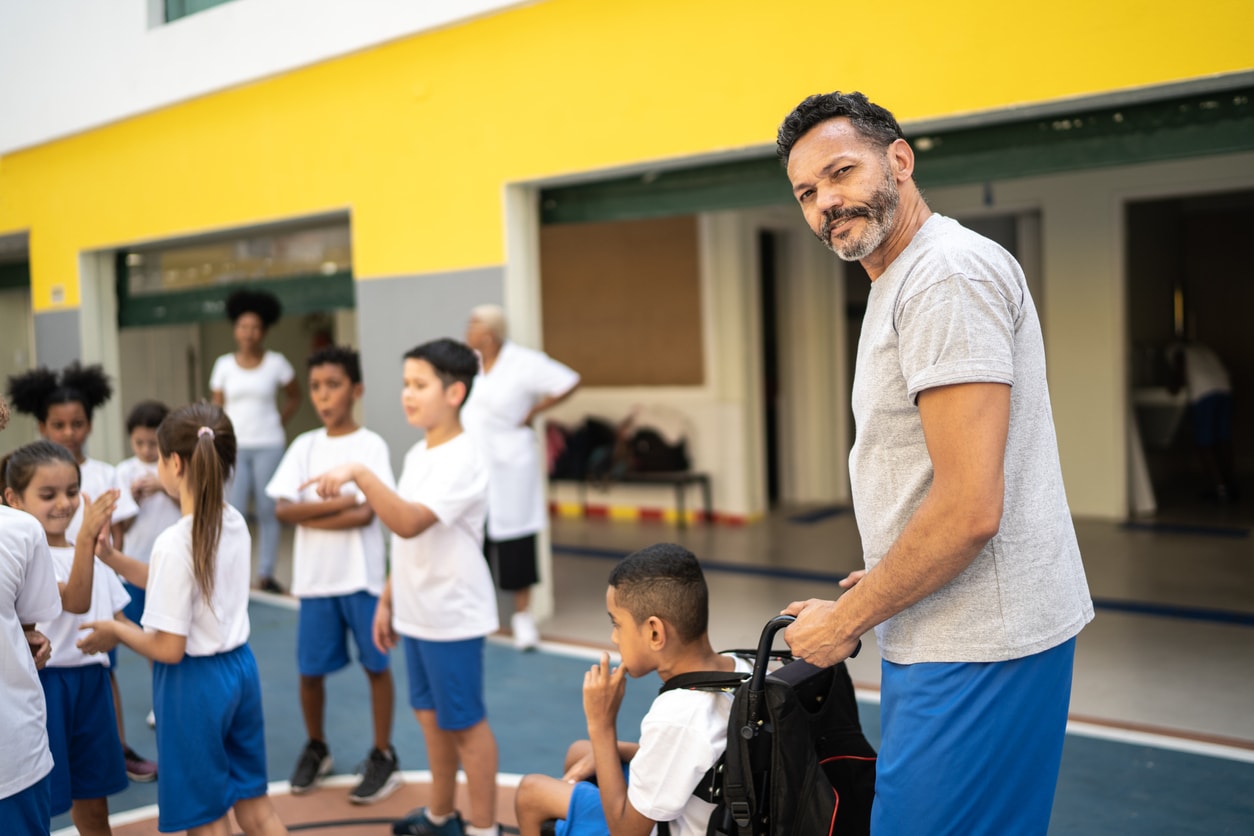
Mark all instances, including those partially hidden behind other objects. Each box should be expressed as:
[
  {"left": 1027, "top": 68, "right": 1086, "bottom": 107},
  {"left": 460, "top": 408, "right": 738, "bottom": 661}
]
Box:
[{"left": 888, "top": 137, "right": 915, "bottom": 183}]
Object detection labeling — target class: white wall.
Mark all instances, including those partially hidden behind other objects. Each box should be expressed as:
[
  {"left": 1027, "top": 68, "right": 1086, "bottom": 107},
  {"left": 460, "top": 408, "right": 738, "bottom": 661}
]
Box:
[{"left": 0, "top": 0, "right": 525, "bottom": 155}]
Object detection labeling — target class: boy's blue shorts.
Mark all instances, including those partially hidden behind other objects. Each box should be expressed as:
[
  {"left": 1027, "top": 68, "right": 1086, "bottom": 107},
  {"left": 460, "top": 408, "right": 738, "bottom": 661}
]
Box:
[
  {"left": 0, "top": 772, "right": 52, "bottom": 836},
  {"left": 153, "top": 644, "right": 269, "bottom": 833},
  {"left": 298, "top": 591, "right": 389, "bottom": 676},
  {"left": 39, "top": 664, "right": 128, "bottom": 816},
  {"left": 874, "top": 637, "right": 1075, "bottom": 836},
  {"left": 555, "top": 765, "right": 630, "bottom": 836},
  {"left": 403, "top": 635, "right": 486, "bottom": 731}
]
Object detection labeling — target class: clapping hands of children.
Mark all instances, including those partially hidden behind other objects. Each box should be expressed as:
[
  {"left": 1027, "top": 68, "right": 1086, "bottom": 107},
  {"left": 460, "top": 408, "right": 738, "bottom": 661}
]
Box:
[
  {"left": 81, "top": 489, "right": 119, "bottom": 548},
  {"left": 300, "top": 464, "right": 361, "bottom": 500},
  {"left": 583, "top": 652, "right": 627, "bottom": 733},
  {"left": 76, "top": 619, "right": 119, "bottom": 655},
  {"left": 130, "top": 474, "right": 164, "bottom": 501}
]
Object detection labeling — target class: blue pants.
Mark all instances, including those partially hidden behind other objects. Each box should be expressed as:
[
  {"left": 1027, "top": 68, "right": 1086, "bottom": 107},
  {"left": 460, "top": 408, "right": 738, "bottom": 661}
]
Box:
[
  {"left": 873, "top": 638, "right": 1075, "bottom": 836},
  {"left": 228, "top": 444, "right": 285, "bottom": 579}
]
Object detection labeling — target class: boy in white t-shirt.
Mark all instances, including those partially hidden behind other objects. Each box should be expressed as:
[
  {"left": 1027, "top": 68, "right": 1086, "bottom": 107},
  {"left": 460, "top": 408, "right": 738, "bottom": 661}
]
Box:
[
  {"left": 304, "top": 338, "right": 500, "bottom": 836},
  {"left": 514, "top": 544, "right": 749, "bottom": 836},
  {"left": 265, "top": 346, "right": 401, "bottom": 804}
]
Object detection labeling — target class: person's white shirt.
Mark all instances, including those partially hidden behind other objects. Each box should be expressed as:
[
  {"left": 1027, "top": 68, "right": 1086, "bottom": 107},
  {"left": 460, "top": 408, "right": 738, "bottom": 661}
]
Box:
[
  {"left": 265, "top": 427, "right": 394, "bottom": 597},
  {"left": 142, "top": 505, "right": 251, "bottom": 656},
  {"left": 461, "top": 340, "right": 579, "bottom": 540},
  {"left": 390, "top": 433, "right": 496, "bottom": 641},
  {"left": 39, "top": 545, "right": 130, "bottom": 669},
  {"left": 68, "top": 457, "right": 139, "bottom": 545},
  {"left": 115, "top": 456, "right": 183, "bottom": 564},
  {"left": 209, "top": 351, "right": 295, "bottom": 449},
  {"left": 0, "top": 506, "right": 62, "bottom": 799},
  {"left": 628, "top": 655, "right": 753, "bottom": 835}
]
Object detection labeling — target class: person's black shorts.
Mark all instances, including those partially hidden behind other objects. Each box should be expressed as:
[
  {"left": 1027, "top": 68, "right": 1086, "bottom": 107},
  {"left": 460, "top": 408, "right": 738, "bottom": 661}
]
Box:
[{"left": 484, "top": 532, "right": 539, "bottom": 591}]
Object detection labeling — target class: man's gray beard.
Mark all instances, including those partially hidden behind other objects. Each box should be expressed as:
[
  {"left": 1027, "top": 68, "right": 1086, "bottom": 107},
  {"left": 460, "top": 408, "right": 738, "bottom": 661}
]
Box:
[{"left": 819, "top": 176, "right": 900, "bottom": 262}]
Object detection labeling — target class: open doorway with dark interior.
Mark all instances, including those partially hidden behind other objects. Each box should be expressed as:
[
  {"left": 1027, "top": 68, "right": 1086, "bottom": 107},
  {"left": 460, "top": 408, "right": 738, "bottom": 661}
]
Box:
[
  {"left": 1127, "top": 190, "right": 1253, "bottom": 525},
  {"left": 759, "top": 229, "right": 781, "bottom": 506}
]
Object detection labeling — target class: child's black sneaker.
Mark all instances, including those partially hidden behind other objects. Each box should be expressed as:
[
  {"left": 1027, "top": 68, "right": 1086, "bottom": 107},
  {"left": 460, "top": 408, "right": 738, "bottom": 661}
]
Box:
[
  {"left": 350, "top": 745, "right": 403, "bottom": 804},
  {"left": 290, "top": 739, "right": 332, "bottom": 795}
]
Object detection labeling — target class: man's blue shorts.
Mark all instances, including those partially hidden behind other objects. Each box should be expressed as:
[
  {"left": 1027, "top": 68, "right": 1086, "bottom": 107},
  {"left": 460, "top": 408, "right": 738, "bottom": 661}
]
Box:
[
  {"left": 39, "top": 664, "right": 128, "bottom": 816},
  {"left": 402, "top": 635, "right": 486, "bottom": 731},
  {"left": 153, "top": 644, "right": 269, "bottom": 833},
  {"left": 0, "top": 773, "right": 52, "bottom": 836},
  {"left": 298, "top": 591, "right": 389, "bottom": 676},
  {"left": 873, "top": 637, "right": 1075, "bottom": 836}
]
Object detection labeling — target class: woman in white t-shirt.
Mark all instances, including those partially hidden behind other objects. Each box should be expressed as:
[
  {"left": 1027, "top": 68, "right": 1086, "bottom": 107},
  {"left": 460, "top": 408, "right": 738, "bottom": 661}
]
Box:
[
  {"left": 210, "top": 289, "right": 300, "bottom": 593},
  {"left": 462, "top": 305, "right": 580, "bottom": 650}
]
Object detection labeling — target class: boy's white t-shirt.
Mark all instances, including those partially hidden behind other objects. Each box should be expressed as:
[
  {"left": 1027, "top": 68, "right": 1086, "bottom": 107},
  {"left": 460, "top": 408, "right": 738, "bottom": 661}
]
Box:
[
  {"left": 209, "top": 351, "right": 296, "bottom": 449},
  {"left": 390, "top": 433, "right": 496, "bottom": 641},
  {"left": 628, "top": 655, "right": 754, "bottom": 835},
  {"left": 116, "top": 456, "right": 183, "bottom": 564},
  {"left": 0, "top": 506, "right": 62, "bottom": 798},
  {"left": 142, "top": 505, "right": 251, "bottom": 656},
  {"left": 265, "top": 427, "right": 395, "bottom": 597},
  {"left": 68, "top": 457, "right": 140, "bottom": 545},
  {"left": 39, "top": 544, "right": 130, "bottom": 669}
]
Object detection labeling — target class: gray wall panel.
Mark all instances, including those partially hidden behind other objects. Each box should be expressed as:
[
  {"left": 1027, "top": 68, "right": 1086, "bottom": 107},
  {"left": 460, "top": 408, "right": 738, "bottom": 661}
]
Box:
[
  {"left": 34, "top": 309, "right": 82, "bottom": 369},
  {"left": 354, "top": 267, "right": 503, "bottom": 474}
]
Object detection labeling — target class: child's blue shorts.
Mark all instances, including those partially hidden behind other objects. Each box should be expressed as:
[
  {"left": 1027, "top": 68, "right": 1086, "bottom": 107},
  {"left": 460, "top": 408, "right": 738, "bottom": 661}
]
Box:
[
  {"left": 874, "top": 637, "right": 1075, "bottom": 836},
  {"left": 403, "top": 635, "right": 486, "bottom": 731},
  {"left": 298, "top": 591, "right": 389, "bottom": 676},
  {"left": 0, "top": 772, "right": 52, "bottom": 836},
  {"left": 39, "top": 664, "right": 128, "bottom": 816},
  {"left": 122, "top": 581, "right": 146, "bottom": 625},
  {"left": 153, "top": 643, "right": 269, "bottom": 833},
  {"left": 555, "top": 765, "right": 630, "bottom": 836}
]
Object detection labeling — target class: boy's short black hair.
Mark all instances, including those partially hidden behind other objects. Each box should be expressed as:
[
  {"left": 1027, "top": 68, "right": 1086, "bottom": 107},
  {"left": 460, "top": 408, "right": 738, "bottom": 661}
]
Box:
[
  {"left": 308, "top": 345, "right": 362, "bottom": 384},
  {"left": 403, "top": 339, "right": 478, "bottom": 406},
  {"left": 126, "top": 400, "right": 170, "bottom": 434},
  {"left": 608, "top": 543, "right": 709, "bottom": 643}
]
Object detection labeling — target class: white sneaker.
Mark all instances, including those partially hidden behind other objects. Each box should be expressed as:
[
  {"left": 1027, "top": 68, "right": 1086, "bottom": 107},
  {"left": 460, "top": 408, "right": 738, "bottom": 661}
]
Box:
[
  {"left": 511, "top": 611, "right": 540, "bottom": 651},
  {"left": 146, "top": 709, "right": 156, "bottom": 729}
]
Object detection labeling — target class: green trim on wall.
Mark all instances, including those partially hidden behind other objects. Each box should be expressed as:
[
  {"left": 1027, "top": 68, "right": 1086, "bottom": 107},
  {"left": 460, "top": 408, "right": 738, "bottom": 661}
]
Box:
[
  {"left": 165, "top": 0, "right": 236, "bottom": 23},
  {"left": 0, "top": 261, "right": 30, "bottom": 290},
  {"left": 540, "top": 87, "right": 1254, "bottom": 225},
  {"left": 115, "top": 261, "right": 355, "bottom": 328}
]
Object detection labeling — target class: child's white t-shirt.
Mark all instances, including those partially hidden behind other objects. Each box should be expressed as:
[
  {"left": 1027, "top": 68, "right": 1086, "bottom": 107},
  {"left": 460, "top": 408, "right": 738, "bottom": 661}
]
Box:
[
  {"left": 209, "top": 351, "right": 296, "bottom": 449},
  {"left": 115, "top": 456, "right": 183, "bottom": 564},
  {"left": 0, "top": 506, "right": 62, "bottom": 798},
  {"left": 68, "top": 457, "right": 140, "bottom": 545},
  {"left": 390, "top": 433, "right": 496, "bottom": 641},
  {"left": 628, "top": 655, "right": 754, "bottom": 836},
  {"left": 265, "top": 427, "right": 395, "bottom": 597},
  {"left": 143, "top": 505, "right": 251, "bottom": 656},
  {"left": 39, "top": 544, "right": 130, "bottom": 669}
]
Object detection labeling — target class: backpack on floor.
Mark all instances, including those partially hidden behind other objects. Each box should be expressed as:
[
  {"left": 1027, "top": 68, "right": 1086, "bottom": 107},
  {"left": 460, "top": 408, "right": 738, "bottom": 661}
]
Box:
[{"left": 659, "top": 616, "right": 876, "bottom": 836}]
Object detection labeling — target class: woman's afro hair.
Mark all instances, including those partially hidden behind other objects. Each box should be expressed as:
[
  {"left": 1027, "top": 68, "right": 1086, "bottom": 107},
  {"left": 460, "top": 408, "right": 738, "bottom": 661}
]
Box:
[
  {"left": 6, "top": 362, "right": 113, "bottom": 422},
  {"left": 225, "top": 288, "right": 283, "bottom": 327}
]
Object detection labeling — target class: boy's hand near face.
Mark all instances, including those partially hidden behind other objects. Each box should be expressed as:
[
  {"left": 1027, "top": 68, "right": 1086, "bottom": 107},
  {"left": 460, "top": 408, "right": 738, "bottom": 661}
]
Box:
[{"left": 583, "top": 652, "right": 627, "bottom": 733}]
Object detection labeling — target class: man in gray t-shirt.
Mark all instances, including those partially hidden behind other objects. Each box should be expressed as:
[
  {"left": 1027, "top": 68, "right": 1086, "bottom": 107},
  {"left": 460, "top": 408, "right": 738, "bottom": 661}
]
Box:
[{"left": 777, "top": 92, "right": 1092, "bottom": 835}]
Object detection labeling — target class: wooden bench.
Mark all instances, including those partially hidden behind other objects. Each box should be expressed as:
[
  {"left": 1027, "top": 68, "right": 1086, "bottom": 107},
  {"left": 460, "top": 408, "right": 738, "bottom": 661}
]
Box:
[{"left": 551, "top": 471, "right": 713, "bottom": 528}]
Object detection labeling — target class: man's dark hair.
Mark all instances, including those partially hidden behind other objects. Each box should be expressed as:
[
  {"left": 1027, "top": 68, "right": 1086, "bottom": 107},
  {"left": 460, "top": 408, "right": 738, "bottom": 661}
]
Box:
[
  {"left": 308, "top": 345, "right": 362, "bottom": 384},
  {"left": 404, "top": 338, "right": 478, "bottom": 405},
  {"left": 608, "top": 543, "right": 709, "bottom": 644},
  {"left": 776, "top": 91, "right": 905, "bottom": 165},
  {"left": 126, "top": 400, "right": 170, "bottom": 434},
  {"left": 225, "top": 288, "right": 282, "bottom": 328}
]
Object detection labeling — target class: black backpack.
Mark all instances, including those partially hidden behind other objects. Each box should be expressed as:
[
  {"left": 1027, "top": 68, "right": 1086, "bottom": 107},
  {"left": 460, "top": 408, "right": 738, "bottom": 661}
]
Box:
[{"left": 658, "top": 616, "right": 876, "bottom": 836}]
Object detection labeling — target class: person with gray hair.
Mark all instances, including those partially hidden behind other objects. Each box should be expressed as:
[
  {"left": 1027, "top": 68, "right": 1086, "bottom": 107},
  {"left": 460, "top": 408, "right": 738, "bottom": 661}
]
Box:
[{"left": 462, "top": 305, "right": 580, "bottom": 650}]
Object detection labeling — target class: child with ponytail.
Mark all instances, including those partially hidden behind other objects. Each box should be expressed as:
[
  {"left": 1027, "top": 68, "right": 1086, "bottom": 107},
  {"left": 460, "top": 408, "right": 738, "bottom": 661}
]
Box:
[{"left": 79, "top": 403, "right": 287, "bottom": 836}]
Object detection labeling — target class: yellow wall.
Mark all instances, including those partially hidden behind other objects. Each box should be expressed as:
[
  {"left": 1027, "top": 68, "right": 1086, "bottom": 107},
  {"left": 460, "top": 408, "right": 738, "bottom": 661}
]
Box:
[{"left": 1, "top": 0, "right": 1251, "bottom": 311}]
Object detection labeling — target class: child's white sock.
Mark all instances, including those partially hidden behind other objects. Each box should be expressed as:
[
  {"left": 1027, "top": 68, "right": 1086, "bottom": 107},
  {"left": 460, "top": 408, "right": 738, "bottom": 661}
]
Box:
[
  {"left": 425, "top": 810, "right": 453, "bottom": 826},
  {"left": 465, "top": 825, "right": 499, "bottom": 836}
]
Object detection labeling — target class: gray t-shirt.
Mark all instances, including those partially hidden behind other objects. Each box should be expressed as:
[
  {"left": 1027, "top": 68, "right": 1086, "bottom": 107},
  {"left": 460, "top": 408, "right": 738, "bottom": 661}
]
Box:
[{"left": 850, "top": 214, "right": 1093, "bottom": 664}]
